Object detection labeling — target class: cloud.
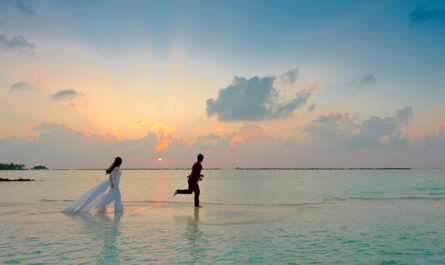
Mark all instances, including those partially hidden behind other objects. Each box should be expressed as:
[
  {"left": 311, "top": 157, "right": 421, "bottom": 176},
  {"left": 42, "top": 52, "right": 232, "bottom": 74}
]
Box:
[
  {"left": 308, "top": 103, "right": 316, "bottom": 112},
  {"left": 194, "top": 133, "right": 233, "bottom": 150},
  {"left": 206, "top": 71, "right": 314, "bottom": 121},
  {"left": 1, "top": 117, "right": 445, "bottom": 168},
  {"left": 350, "top": 73, "right": 377, "bottom": 87},
  {"left": 14, "top": 0, "right": 34, "bottom": 15},
  {"left": 277, "top": 69, "right": 299, "bottom": 85},
  {"left": 304, "top": 107, "right": 413, "bottom": 151},
  {"left": 395, "top": 106, "right": 413, "bottom": 125},
  {"left": 0, "top": 0, "right": 35, "bottom": 15},
  {"left": 409, "top": 5, "right": 445, "bottom": 25},
  {"left": 360, "top": 74, "right": 377, "bottom": 86},
  {"left": 304, "top": 112, "right": 358, "bottom": 145},
  {"left": 9, "top": 81, "right": 32, "bottom": 91},
  {"left": 415, "top": 127, "right": 445, "bottom": 149},
  {"left": 0, "top": 123, "right": 159, "bottom": 168},
  {"left": 0, "top": 123, "right": 259, "bottom": 168},
  {"left": 51, "top": 89, "right": 82, "bottom": 100},
  {"left": 0, "top": 33, "right": 35, "bottom": 54},
  {"left": 341, "top": 73, "right": 378, "bottom": 95}
]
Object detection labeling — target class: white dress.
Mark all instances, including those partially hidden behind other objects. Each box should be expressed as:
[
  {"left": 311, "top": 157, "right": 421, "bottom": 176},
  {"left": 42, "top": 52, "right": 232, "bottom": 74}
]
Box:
[{"left": 64, "top": 168, "right": 123, "bottom": 214}]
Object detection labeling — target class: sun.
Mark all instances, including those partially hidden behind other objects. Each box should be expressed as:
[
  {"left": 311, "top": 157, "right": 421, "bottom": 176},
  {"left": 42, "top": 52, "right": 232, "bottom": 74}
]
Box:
[{"left": 157, "top": 157, "right": 163, "bottom": 162}]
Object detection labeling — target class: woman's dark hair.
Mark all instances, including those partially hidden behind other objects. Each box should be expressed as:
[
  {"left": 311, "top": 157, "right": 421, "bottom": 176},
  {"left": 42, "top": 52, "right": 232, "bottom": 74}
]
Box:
[
  {"left": 197, "top": 153, "right": 204, "bottom": 162},
  {"left": 106, "top": 157, "right": 122, "bottom": 175}
]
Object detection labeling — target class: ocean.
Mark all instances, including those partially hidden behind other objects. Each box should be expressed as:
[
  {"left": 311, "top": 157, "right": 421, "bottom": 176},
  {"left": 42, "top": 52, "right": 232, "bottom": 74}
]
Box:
[{"left": 0, "top": 169, "right": 444, "bottom": 264}]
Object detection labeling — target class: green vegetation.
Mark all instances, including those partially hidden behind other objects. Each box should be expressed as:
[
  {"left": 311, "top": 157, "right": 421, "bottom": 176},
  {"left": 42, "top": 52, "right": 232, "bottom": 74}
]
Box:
[
  {"left": 0, "top": 178, "right": 34, "bottom": 182},
  {"left": 0, "top": 163, "right": 26, "bottom": 170},
  {"left": 32, "top": 165, "right": 49, "bottom": 170}
]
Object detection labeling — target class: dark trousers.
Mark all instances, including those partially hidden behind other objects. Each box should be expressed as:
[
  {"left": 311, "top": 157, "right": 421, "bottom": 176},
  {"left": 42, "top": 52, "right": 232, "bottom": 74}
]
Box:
[{"left": 176, "top": 178, "right": 200, "bottom": 206}]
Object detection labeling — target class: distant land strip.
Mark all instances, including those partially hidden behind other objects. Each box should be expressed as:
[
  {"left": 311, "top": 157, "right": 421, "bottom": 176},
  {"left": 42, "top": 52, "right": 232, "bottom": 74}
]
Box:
[
  {"left": 233, "top": 167, "right": 412, "bottom": 170},
  {"left": 53, "top": 168, "right": 222, "bottom": 170},
  {"left": 0, "top": 178, "right": 34, "bottom": 182},
  {"left": 49, "top": 167, "right": 412, "bottom": 170}
]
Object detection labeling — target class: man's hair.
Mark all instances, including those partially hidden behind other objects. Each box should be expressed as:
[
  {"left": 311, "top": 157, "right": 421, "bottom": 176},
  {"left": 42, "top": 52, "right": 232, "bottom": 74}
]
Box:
[{"left": 197, "top": 153, "right": 204, "bottom": 161}]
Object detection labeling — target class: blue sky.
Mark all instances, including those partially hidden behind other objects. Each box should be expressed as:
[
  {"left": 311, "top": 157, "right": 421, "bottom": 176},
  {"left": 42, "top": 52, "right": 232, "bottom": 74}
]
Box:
[{"left": 1, "top": 0, "right": 445, "bottom": 167}]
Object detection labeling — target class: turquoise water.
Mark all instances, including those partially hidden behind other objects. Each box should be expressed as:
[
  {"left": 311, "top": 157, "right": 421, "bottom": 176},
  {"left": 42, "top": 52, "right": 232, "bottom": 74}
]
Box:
[{"left": 0, "top": 169, "right": 444, "bottom": 264}]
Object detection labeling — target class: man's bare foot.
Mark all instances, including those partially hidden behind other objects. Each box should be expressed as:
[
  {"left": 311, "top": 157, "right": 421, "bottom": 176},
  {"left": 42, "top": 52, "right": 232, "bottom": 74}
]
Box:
[
  {"left": 194, "top": 205, "right": 202, "bottom": 208},
  {"left": 173, "top": 190, "right": 178, "bottom": 197}
]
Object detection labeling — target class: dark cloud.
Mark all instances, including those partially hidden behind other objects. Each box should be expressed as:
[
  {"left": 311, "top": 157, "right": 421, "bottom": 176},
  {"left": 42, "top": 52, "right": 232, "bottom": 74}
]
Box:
[
  {"left": 410, "top": 5, "right": 445, "bottom": 25},
  {"left": 51, "top": 89, "right": 82, "bottom": 100},
  {"left": 360, "top": 74, "right": 377, "bottom": 86},
  {"left": 395, "top": 106, "right": 413, "bottom": 125},
  {"left": 349, "top": 73, "right": 377, "bottom": 87},
  {"left": 9, "top": 81, "right": 32, "bottom": 91},
  {"left": 304, "top": 107, "right": 413, "bottom": 151},
  {"left": 304, "top": 113, "right": 357, "bottom": 145},
  {"left": 206, "top": 72, "right": 313, "bottom": 121},
  {"left": 341, "top": 73, "right": 378, "bottom": 95},
  {"left": 0, "top": 33, "right": 35, "bottom": 54},
  {"left": 278, "top": 69, "right": 298, "bottom": 85},
  {"left": 0, "top": 0, "right": 34, "bottom": 15}
]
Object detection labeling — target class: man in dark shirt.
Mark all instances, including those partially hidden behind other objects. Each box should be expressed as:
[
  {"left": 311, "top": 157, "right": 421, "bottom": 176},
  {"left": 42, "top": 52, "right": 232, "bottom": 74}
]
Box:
[{"left": 174, "top": 154, "right": 204, "bottom": 207}]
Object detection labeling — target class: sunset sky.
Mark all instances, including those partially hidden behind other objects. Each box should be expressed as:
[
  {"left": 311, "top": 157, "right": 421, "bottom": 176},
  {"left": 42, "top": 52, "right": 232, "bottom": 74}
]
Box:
[{"left": 1, "top": 0, "right": 445, "bottom": 168}]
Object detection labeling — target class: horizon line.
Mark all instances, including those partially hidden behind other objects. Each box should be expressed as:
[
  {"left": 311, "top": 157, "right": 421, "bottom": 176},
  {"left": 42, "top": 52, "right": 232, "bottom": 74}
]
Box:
[{"left": 14, "top": 167, "right": 439, "bottom": 170}]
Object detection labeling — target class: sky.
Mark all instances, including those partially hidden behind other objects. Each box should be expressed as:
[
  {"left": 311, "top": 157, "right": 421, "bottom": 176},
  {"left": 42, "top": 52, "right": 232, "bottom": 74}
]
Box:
[{"left": 1, "top": 0, "right": 445, "bottom": 168}]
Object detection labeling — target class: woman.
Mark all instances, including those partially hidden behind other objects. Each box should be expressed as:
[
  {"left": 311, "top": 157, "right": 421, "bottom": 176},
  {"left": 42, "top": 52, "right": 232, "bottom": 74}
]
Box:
[{"left": 64, "top": 157, "right": 124, "bottom": 214}]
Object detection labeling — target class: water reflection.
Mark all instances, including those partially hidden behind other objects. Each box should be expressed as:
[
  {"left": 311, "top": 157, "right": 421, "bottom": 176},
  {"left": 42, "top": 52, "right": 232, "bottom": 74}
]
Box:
[
  {"left": 174, "top": 208, "right": 208, "bottom": 261},
  {"left": 65, "top": 211, "right": 122, "bottom": 265}
]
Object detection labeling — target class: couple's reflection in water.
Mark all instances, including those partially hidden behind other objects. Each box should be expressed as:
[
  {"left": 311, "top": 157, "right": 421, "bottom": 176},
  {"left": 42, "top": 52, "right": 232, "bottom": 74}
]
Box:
[
  {"left": 174, "top": 207, "right": 209, "bottom": 261},
  {"left": 66, "top": 207, "right": 208, "bottom": 263},
  {"left": 65, "top": 210, "right": 123, "bottom": 265}
]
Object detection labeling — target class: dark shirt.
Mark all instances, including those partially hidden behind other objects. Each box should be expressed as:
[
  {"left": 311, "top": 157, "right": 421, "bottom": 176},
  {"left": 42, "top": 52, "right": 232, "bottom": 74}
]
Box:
[{"left": 189, "top": 161, "right": 202, "bottom": 182}]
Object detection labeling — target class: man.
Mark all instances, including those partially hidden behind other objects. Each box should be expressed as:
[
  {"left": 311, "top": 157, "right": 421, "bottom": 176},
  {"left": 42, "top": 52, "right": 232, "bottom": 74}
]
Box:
[{"left": 174, "top": 154, "right": 204, "bottom": 207}]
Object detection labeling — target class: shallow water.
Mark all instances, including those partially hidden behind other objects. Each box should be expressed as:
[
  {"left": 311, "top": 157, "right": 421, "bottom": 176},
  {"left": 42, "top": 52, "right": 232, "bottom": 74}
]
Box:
[{"left": 0, "top": 169, "right": 444, "bottom": 264}]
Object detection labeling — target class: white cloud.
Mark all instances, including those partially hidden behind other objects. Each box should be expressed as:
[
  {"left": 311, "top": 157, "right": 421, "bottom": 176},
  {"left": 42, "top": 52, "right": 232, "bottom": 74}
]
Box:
[{"left": 206, "top": 70, "right": 314, "bottom": 121}]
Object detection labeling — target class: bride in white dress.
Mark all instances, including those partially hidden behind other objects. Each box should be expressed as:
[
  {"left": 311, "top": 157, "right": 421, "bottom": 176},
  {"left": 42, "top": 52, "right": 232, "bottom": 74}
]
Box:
[{"left": 64, "top": 157, "right": 124, "bottom": 214}]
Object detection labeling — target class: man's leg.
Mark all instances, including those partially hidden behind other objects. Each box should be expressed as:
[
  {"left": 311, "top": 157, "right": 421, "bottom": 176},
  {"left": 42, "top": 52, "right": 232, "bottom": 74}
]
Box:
[
  {"left": 175, "top": 179, "right": 193, "bottom": 195},
  {"left": 193, "top": 182, "right": 200, "bottom": 207}
]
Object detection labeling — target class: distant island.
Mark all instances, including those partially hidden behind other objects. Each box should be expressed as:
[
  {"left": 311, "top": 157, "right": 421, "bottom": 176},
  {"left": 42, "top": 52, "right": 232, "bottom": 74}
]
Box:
[
  {"left": 0, "top": 163, "right": 49, "bottom": 170},
  {"left": 31, "top": 165, "right": 49, "bottom": 170},
  {"left": 0, "top": 163, "right": 26, "bottom": 170},
  {"left": 0, "top": 178, "right": 34, "bottom": 182}
]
